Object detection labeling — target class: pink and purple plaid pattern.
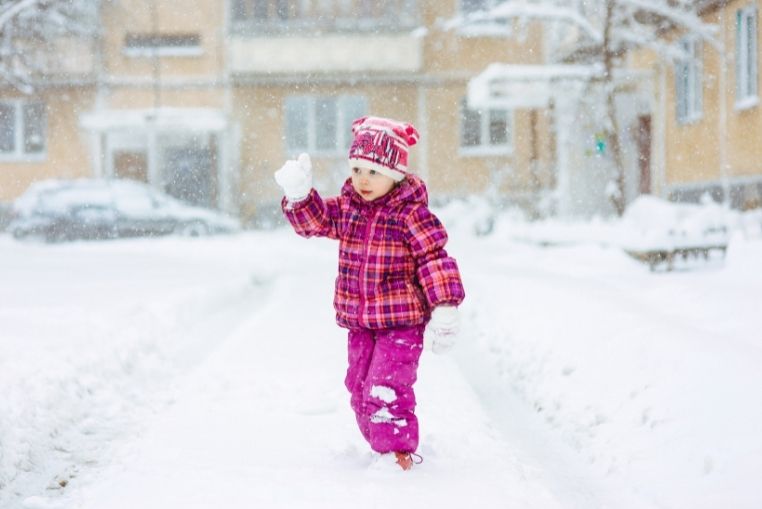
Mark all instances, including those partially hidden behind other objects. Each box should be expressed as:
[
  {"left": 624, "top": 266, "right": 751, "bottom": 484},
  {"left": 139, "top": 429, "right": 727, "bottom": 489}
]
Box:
[{"left": 282, "top": 175, "right": 465, "bottom": 330}]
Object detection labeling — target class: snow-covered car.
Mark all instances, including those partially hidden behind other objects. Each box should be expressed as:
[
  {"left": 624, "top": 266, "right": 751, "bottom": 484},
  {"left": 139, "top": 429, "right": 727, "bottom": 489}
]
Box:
[{"left": 9, "top": 179, "right": 241, "bottom": 242}]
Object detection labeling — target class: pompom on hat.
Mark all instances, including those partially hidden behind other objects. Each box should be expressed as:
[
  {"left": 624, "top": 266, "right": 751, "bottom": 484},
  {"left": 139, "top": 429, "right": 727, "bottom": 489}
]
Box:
[{"left": 347, "top": 116, "right": 419, "bottom": 182}]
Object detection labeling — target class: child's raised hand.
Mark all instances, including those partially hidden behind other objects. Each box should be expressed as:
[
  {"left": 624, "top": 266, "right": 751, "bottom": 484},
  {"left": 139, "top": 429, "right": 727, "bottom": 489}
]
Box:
[
  {"left": 274, "top": 153, "right": 312, "bottom": 201},
  {"left": 426, "top": 305, "right": 460, "bottom": 354}
]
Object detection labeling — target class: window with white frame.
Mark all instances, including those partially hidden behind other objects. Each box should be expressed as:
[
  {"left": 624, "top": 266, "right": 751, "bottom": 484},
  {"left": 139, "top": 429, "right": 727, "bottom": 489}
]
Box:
[
  {"left": 457, "top": 0, "right": 509, "bottom": 36},
  {"left": 231, "top": 0, "right": 417, "bottom": 31},
  {"left": 285, "top": 96, "right": 367, "bottom": 155},
  {"left": 736, "top": 6, "right": 758, "bottom": 107},
  {"left": 232, "top": 0, "right": 295, "bottom": 21},
  {"left": 0, "top": 101, "right": 46, "bottom": 159},
  {"left": 460, "top": 0, "right": 494, "bottom": 14},
  {"left": 123, "top": 33, "right": 202, "bottom": 57},
  {"left": 675, "top": 37, "right": 703, "bottom": 124},
  {"left": 460, "top": 99, "right": 512, "bottom": 154}
]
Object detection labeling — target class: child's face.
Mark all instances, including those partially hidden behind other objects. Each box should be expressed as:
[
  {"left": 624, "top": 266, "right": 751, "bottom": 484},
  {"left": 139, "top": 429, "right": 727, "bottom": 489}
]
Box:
[{"left": 351, "top": 167, "right": 397, "bottom": 201}]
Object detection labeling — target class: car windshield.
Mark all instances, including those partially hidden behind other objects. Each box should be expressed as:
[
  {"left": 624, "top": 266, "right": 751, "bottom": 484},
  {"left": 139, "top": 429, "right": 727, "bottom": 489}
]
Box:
[
  {"left": 35, "top": 186, "right": 113, "bottom": 215},
  {"left": 112, "top": 183, "right": 159, "bottom": 216}
]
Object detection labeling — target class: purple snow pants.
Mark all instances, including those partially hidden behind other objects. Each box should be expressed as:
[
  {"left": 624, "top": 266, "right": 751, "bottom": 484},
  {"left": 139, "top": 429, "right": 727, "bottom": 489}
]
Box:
[{"left": 344, "top": 325, "right": 424, "bottom": 454}]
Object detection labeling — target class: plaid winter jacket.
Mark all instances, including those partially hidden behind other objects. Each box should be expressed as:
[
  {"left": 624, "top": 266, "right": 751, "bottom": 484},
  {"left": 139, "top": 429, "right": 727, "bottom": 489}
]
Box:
[{"left": 282, "top": 175, "right": 465, "bottom": 330}]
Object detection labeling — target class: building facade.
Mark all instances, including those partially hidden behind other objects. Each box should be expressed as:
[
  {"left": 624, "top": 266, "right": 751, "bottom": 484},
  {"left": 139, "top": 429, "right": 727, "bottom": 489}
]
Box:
[
  {"left": 0, "top": 0, "right": 551, "bottom": 224},
  {"left": 631, "top": 0, "right": 761, "bottom": 210}
]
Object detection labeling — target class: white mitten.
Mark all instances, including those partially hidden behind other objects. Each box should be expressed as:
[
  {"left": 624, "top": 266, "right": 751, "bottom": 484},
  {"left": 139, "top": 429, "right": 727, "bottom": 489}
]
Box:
[
  {"left": 274, "top": 153, "right": 312, "bottom": 201},
  {"left": 426, "top": 306, "right": 460, "bottom": 354}
]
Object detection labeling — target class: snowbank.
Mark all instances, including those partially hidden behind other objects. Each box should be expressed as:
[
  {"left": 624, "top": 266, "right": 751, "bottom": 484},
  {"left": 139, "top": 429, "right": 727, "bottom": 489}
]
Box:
[
  {"left": 435, "top": 194, "right": 760, "bottom": 248},
  {"left": 0, "top": 235, "right": 263, "bottom": 505},
  {"left": 2, "top": 200, "right": 761, "bottom": 508},
  {"left": 619, "top": 195, "right": 730, "bottom": 251},
  {"left": 437, "top": 197, "right": 762, "bottom": 508}
]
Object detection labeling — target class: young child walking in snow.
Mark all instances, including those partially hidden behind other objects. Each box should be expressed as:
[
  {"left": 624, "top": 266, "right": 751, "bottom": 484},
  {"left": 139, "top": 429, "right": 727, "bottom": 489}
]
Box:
[{"left": 274, "top": 116, "right": 465, "bottom": 471}]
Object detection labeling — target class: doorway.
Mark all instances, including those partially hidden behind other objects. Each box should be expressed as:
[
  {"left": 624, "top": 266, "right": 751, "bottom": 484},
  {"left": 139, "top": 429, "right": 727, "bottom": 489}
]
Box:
[
  {"left": 162, "top": 136, "right": 217, "bottom": 207},
  {"left": 113, "top": 150, "right": 148, "bottom": 182},
  {"left": 635, "top": 115, "right": 652, "bottom": 195}
]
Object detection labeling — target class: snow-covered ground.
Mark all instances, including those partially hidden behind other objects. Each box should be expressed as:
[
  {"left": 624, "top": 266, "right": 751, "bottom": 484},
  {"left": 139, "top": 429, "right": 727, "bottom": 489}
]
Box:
[{"left": 1, "top": 207, "right": 761, "bottom": 508}]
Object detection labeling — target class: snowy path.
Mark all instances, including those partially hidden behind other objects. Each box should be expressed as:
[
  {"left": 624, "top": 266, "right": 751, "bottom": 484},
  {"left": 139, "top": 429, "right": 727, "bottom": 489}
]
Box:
[
  {"left": 61, "top": 239, "right": 581, "bottom": 509},
  {"left": 5, "top": 229, "right": 761, "bottom": 509}
]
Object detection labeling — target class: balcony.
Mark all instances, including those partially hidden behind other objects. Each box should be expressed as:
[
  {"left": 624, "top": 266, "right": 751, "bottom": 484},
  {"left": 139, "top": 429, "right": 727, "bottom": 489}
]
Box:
[
  {"left": 230, "top": 0, "right": 420, "bottom": 34},
  {"left": 229, "top": 0, "right": 423, "bottom": 75}
]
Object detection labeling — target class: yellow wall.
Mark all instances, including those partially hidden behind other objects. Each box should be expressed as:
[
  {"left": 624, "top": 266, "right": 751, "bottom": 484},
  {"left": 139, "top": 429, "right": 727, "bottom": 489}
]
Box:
[
  {"left": 724, "top": 0, "right": 762, "bottom": 177},
  {"left": 234, "top": 83, "right": 421, "bottom": 217},
  {"left": 421, "top": 0, "right": 543, "bottom": 75},
  {"left": 665, "top": 10, "right": 722, "bottom": 185},
  {"left": 105, "top": 88, "right": 225, "bottom": 110},
  {"left": 630, "top": 0, "right": 762, "bottom": 188},
  {"left": 0, "top": 89, "right": 95, "bottom": 201},
  {"left": 426, "top": 85, "right": 492, "bottom": 195},
  {"left": 101, "top": 0, "right": 225, "bottom": 78}
]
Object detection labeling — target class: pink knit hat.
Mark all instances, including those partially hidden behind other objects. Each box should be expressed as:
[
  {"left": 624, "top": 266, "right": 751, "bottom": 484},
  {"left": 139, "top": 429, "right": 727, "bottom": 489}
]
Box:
[{"left": 347, "top": 116, "right": 420, "bottom": 182}]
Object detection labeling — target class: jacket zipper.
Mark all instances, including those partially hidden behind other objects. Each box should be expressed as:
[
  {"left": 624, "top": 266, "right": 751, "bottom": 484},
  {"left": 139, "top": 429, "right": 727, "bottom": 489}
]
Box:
[{"left": 358, "top": 205, "right": 380, "bottom": 327}]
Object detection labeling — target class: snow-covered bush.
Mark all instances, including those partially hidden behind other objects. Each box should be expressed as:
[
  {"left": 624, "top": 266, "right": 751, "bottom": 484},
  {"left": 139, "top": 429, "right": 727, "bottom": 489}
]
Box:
[
  {"left": 433, "top": 195, "right": 504, "bottom": 237},
  {"left": 619, "top": 195, "right": 731, "bottom": 251}
]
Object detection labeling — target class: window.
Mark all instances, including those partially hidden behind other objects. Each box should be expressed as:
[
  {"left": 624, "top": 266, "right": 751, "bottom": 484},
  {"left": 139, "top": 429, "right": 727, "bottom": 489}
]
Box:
[
  {"left": 233, "top": 0, "right": 293, "bottom": 21},
  {"left": 457, "top": 0, "right": 508, "bottom": 36},
  {"left": 124, "top": 33, "right": 202, "bottom": 57},
  {"left": 460, "top": 99, "right": 512, "bottom": 154},
  {"left": 231, "top": 0, "right": 418, "bottom": 31},
  {"left": 460, "top": 0, "right": 492, "bottom": 14},
  {"left": 736, "top": 6, "right": 758, "bottom": 107},
  {"left": 675, "top": 37, "right": 703, "bottom": 124},
  {"left": 0, "top": 101, "right": 46, "bottom": 160},
  {"left": 285, "top": 96, "right": 367, "bottom": 154}
]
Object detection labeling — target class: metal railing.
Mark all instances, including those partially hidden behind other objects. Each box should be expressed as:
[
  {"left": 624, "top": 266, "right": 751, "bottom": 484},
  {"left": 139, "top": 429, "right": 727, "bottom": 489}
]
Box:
[{"left": 230, "top": 0, "right": 419, "bottom": 34}]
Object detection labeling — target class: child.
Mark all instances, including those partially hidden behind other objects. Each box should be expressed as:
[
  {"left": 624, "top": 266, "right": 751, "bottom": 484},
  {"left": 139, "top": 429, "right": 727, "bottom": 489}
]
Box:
[{"left": 274, "top": 116, "right": 465, "bottom": 471}]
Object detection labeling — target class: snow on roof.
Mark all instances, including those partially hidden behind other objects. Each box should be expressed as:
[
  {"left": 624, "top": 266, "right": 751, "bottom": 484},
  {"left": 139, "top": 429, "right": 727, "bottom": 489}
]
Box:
[
  {"left": 443, "top": 2, "right": 602, "bottom": 42},
  {"left": 467, "top": 63, "right": 603, "bottom": 109},
  {"left": 620, "top": 195, "right": 730, "bottom": 250}
]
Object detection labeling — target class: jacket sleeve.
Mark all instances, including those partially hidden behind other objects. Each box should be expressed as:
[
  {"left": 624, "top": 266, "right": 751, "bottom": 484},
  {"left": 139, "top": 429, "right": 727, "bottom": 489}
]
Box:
[
  {"left": 404, "top": 205, "right": 465, "bottom": 308},
  {"left": 281, "top": 189, "right": 341, "bottom": 240}
]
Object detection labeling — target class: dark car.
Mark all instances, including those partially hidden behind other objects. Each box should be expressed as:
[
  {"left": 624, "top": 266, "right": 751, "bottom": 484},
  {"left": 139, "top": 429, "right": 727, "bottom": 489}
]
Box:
[{"left": 9, "top": 179, "right": 240, "bottom": 242}]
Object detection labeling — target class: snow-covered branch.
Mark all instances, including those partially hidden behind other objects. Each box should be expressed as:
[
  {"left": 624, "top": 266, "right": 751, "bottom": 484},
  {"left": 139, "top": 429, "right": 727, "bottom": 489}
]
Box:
[
  {"left": 0, "top": 0, "right": 100, "bottom": 91},
  {"left": 622, "top": 0, "right": 720, "bottom": 49},
  {"left": 0, "top": 0, "right": 39, "bottom": 28},
  {"left": 446, "top": 1, "right": 603, "bottom": 44}
]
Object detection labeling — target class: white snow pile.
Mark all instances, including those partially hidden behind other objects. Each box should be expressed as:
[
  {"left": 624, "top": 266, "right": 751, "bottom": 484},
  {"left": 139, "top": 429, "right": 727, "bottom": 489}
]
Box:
[
  {"left": 435, "top": 193, "right": 759, "bottom": 249},
  {"left": 433, "top": 195, "right": 502, "bottom": 237},
  {"left": 442, "top": 208, "right": 762, "bottom": 508},
  {"left": 1, "top": 199, "right": 761, "bottom": 509},
  {"left": 0, "top": 236, "right": 263, "bottom": 507},
  {"left": 619, "top": 195, "right": 731, "bottom": 251}
]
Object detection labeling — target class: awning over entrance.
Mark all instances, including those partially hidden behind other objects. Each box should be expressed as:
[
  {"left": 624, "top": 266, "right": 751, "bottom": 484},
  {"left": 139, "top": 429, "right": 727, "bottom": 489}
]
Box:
[
  {"left": 80, "top": 108, "right": 228, "bottom": 132},
  {"left": 467, "top": 63, "right": 604, "bottom": 109},
  {"left": 79, "top": 108, "right": 231, "bottom": 210}
]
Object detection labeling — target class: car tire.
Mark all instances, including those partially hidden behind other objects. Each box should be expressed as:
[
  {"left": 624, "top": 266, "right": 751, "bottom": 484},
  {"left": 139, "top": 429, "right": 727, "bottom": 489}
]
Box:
[{"left": 177, "top": 221, "right": 208, "bottom": 237}]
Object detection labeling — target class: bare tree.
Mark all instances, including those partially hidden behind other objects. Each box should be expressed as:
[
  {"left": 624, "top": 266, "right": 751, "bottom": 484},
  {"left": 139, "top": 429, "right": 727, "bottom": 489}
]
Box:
[{"left": 0, "top": 0, "right": 99, "bottom": 93}]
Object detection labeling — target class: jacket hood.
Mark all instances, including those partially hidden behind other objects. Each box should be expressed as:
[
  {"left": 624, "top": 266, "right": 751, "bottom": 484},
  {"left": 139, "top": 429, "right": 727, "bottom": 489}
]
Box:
[{"left": 341, "top": 174, "right": 429, "bottom": 209}]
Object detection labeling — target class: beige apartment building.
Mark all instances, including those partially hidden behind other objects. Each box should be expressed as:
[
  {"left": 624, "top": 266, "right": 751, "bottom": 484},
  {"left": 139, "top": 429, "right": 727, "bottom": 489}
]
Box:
[
  {"left": 0, "top": 0, "right": 553, "bottom": 223},
  {"left": 631, "top": 0, "right": 761, "bottom": 209}
]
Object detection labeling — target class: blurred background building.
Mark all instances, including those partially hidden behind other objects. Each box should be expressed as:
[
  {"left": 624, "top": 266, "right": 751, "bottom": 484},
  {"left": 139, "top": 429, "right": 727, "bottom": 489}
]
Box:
[
  {"left": 0, "top": 0, "right": 553, "bottom": 225},
  {"left": 0, "top": 0, "right": 759, "bottom": 224}
]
